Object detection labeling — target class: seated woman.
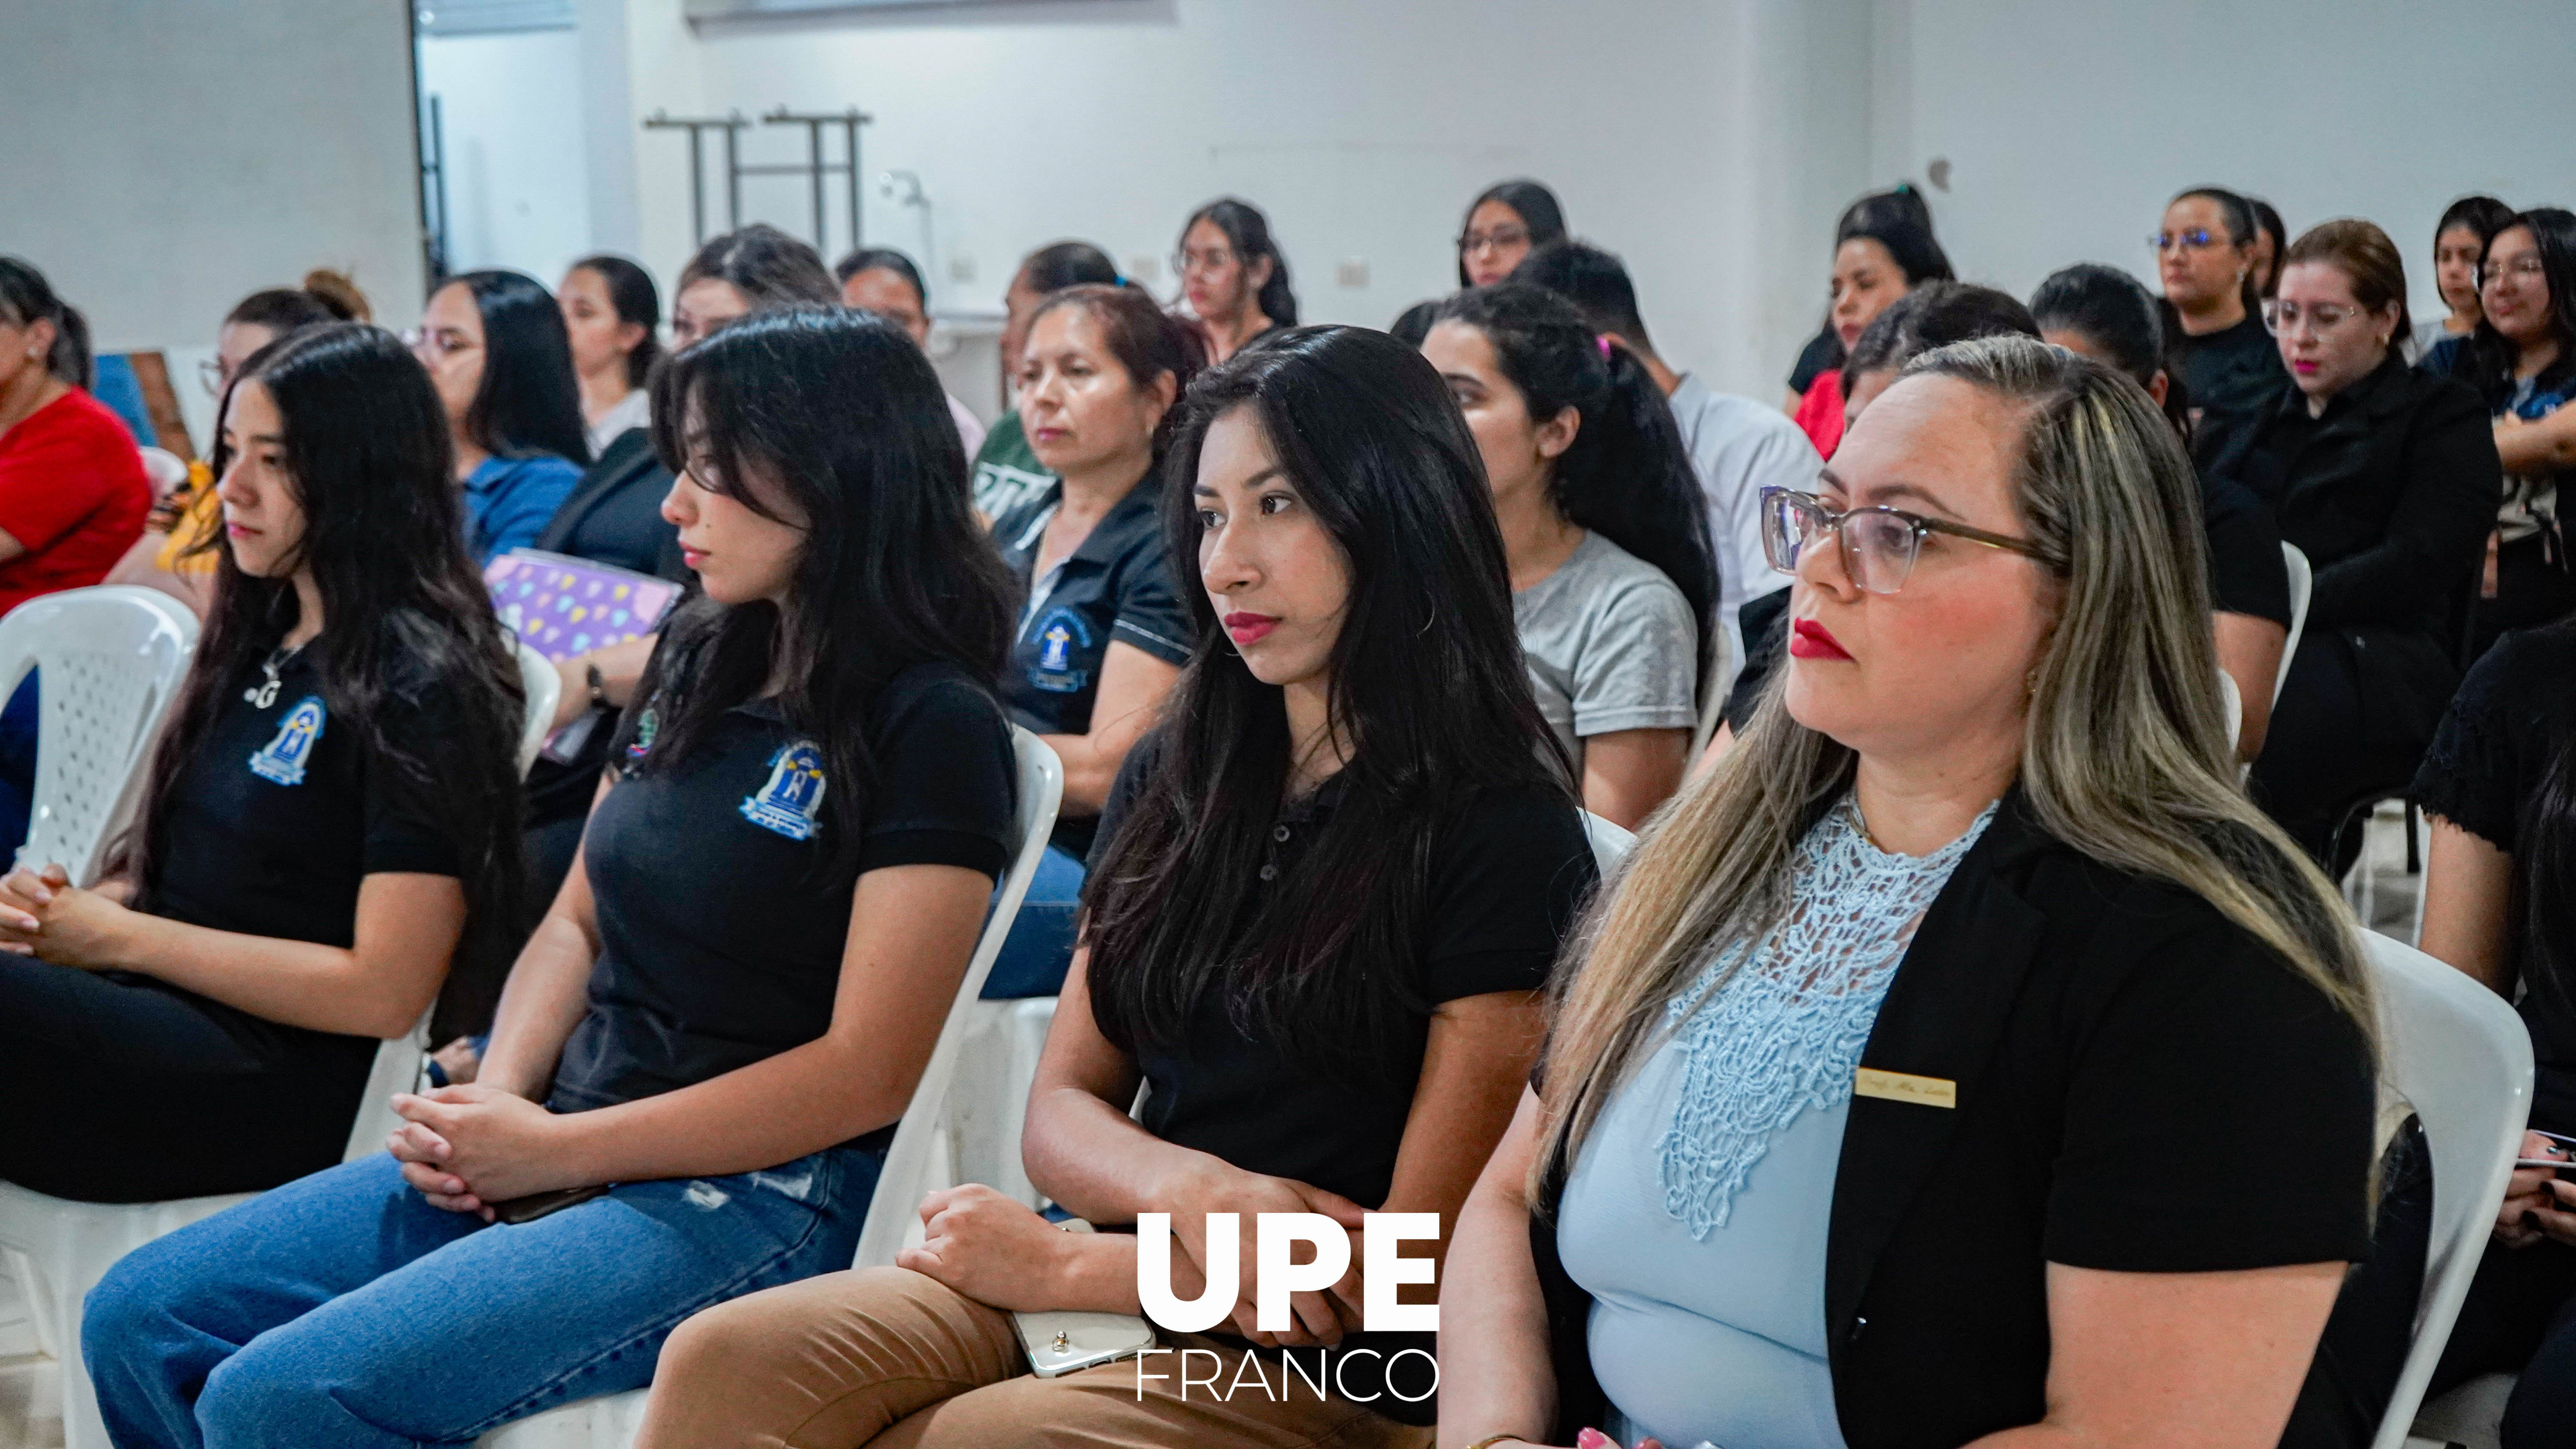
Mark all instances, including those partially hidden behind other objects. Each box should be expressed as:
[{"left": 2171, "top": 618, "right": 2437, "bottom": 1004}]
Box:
[
  {"left": 2157, "top": 186, "right": 2287, "bottom": 433},
  {"left": 559, "top": 253, "right": 662, "bottom": 460},
  {"left": 978, "top": 283, "right": 1201, "bottom": 998},
  {"left": 1424, "top": 283, "right": 1718, "bottom": 828},
  {"left": 1176, "top": 197, "right": 1297, "bottom": 364},
  {"left": 632, "top": 324, "right": 1598, "bottom": 1449},
  {"left": 836, "top": 245, "right": 988, "bottom": 457},
  {"left": 80, "top": 308, "right": 1022, "bottom": 1447},
  {"left": 106, "top": 270, "right": 368, "bottom": 616},
  {"left": 973, "top": 241, "right": 1124, "bottom": 521},
  {"left": 0, "top": 322, "right": 524, "bottom": 1204},
  {"left": 2415, "top": 615, "right": 2576, "bottom": 1449},
  {"left": 2456, "top": 208, "right": 2576, "bottom": 655},
  {"left": 2415, "top": 195, "right": 2516, "bottom": 373},
  {"left": 1440, "top": 336, "right": 2379, "bottom": 1449},
  {"left": 2033, "top": 261, "right": 2293, "bottom": 762},
  {"left": 1789, "top": 203, "right": 1954, "bottom": 459},
  {"left": 412, "top": 269, "right": 589, "bottom": 566},
  {"left": 2222, "top": 220, "right": 2498, "bottom": 866}
]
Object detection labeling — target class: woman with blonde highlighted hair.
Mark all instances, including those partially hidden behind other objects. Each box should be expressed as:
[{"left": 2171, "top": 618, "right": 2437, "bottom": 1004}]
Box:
[{"left": 1438, "top": 335, "right": 2379, "bottom": 1449}]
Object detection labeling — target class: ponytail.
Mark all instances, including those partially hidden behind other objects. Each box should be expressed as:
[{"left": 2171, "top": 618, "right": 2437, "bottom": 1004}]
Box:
[
  {"left": 1430, "top": 282, "right": 1719, "bottom": 658},
  {"left": 0, "top": 256, "right": 91, "bottom": 389}
]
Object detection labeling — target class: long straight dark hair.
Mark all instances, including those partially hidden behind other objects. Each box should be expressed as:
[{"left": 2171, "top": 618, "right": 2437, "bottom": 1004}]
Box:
[
  {"left": 634, "top": 307, "right": 1014, "bottom": 877},
  {"left": 2520, "top": 624, "right": 2576, "bottom": 1015},
  {"left": 2461, "top": 207, "right": 2576, "bottom": 409},
  {"left": 447, "top": 269, "right": 592, "bottom": 466},
  {"left": 1083, "top": 326, "right": 1568, "bottom": 1079},
  {"left": 1182, "top": 197, "right": 1298, "bottom": 328},
  {"left": 123, "top": 324, "right": 529, "bottom": 1040},
  {"left": 0, "top": 256, "right": 92, "bottom": 388},
  {"left": 1458, "top": 180, "right": 1567, "bottom": 287},
  {"left": 1430, "top": 283, "right": 1721, "bottom": 673},
  {"left": 570, "top": 254, "right": 663, "bottom": 388}
]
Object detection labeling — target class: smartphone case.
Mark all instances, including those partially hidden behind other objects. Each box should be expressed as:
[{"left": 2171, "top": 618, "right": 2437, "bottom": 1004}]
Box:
[{"left": 1010, "top": 1219, "right": 1157, "bottom": 1377}]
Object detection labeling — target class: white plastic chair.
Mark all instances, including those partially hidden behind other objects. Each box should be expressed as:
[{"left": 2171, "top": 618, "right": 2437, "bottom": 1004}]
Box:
[
  {"left": 2357, "top": 934, "right": 2533, "bottom": 1449},
  {"left": 0, "top": 586, "right": 198, "bottom": 885},
  {"left": 1581, "top": 809, "right": 1636, "bottom": 871},
  {"left": 2277, "top": 542, "right": 2312, "bottom": 710},
  {"left": 479, "top": 728, "right": 1064, "bottom": 1449},
  {"left": 514, "top": 640, "right": 562, "bottom": 777}
]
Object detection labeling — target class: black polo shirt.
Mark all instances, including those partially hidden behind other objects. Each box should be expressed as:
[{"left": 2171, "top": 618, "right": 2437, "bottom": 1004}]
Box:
[
  {"left": 1086, "top": 738, "right": 1598, "bottom": 1421},
  {"left": 990, "top": 476, "right": 1194, "bottom": 855},
  {"left": 142, "top": 646, "right": 464, "bottom": 948},
  {"left": 2177, "top": 312, "right": 2288, "bottom": 431},
  {"left": 548, "top": 658, "right": 1017, "bottom": 1148}
]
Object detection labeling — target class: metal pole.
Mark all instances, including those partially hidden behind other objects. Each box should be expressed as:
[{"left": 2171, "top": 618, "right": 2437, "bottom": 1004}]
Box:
[
  {"left": 845, "top": 111, "right": 863, "bottom": 251},
  {"left": 724, "top": 114, "right": 742, "bottom": 231}
]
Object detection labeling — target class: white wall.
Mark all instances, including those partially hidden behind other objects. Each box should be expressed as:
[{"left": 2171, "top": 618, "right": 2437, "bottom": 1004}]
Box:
[
  {"left": 1878, "top": 0, "right": 2576, "bottom": 326},
  {"left": 0, "top": 0, "right": 423, "bottom": 356},
  {"left": 611, "top": 0, "right": 1878, "bottom": 400},
  {"left": 419, "top": 29, "right": 598, "bottom": 285}
]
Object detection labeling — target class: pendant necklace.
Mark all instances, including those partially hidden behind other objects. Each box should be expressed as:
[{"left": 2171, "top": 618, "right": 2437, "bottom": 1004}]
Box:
[{"left": 245, "top": 643, "right": 306, "bottom": 709}]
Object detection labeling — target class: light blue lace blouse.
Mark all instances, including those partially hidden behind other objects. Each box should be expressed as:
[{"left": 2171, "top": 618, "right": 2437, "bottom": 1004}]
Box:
[{"left": 1558, "top": 796, "right": 1994, "bottom": 1449}]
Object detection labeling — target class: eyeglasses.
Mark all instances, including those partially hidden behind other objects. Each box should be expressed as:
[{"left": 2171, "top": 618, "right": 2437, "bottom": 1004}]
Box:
[
  {"left": 402, "top": 327, "right": 478, "bottom": 362},
  {"left": 2149, "top": 228, "right": 2221, "bottom": 253},
  {"left": 1759, "top": 486, "right": 2056, "bottom": 594},
  {"left": 2479, "top": 256, "right": 2547, "bottom": 290},
  {"left": 1457, "top": 225, "right": 1531, "bottom": 256},
  {"left": 1173, "top": 246, "right": 1238, "bottom": 277},
  {"left": 198, "top": 357, "right": 231, "bottom": 397},
  {"left": 2266, "top": 300, "right": 2374, "bottom": 336}
]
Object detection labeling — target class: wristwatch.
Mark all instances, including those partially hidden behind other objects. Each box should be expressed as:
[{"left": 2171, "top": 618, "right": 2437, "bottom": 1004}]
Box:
[{"left": 584, "top": 661, "right": 609, "bottom": 712}]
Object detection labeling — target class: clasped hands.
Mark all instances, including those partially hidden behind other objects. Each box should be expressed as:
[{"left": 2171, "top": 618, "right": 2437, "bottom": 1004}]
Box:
[
  {"left": 0, "top": 862, "right": 136, "bottom": 966},
  {"left": 893, "top": 1161, "right": 1375, "bottom": 1349},
  {"left": 2497, "top": 1129, "right": 2576, "bottom": 1249},
  {"left": 385, "top": 1084, "right": 587, "bottom": 1220}
]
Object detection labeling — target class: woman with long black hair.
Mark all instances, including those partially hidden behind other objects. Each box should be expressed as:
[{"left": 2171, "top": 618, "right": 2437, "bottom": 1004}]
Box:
[
  {"left": 1176, "top": 197, "right": 1297, "bottom": 364},
  {"left": 2415, "top": 615, "right": 2576, "bottom": 1447},
  {"left": 1425, "top": 282, "right": 1719, "bottom": 828},
  {"left": 412, "top": 268, "right": 590, "bottom": 564},
  {"left": 2458, "top": 207, "right": 2576, "bottom": 653},
  {"left": 2417, "top": 195, "right": 2517, "bottom": 372},
  {"left": 0, "top": 322, "right": 525, "bottom": 1204},
  {"left": 1788, "top": 200, "right": 1955, "bottom": 459},
  {"left": 559, "top": 253, "right": 662, "bottom": 457},
  {"left": 1458, "top": 179, "right": 1568, "bottom": 288},
  {"left": 83, "top": 307, "right": 1022, "bottom": 1447},
  {"left": 631, "top": 324, "right": 1596, "bottom": 1449}
]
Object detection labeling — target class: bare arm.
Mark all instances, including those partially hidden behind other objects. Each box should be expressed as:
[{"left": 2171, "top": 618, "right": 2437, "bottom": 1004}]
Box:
[
  {"left": 1435, "top": 1087, "right": 1559, "bottom": 1449},
  {"left": 474, "top": 794, "right": 611, "bottom": 1098},
  {"left": 0, "top": 864, "right": 462, "bottom": 1039},
  {"left": 1579, "top": 727, "right": 1689, "bottom": 830},
  {"left": 1042, "top": 641, "right": 1181, "bottom": 816},
  {"left": 1689, "top": 720, "right": 1737, "bottom": 782},
  {"left": 103, "top": 527, "right": 213, "bottom": 616},
  {"left": 2213, "top": 612, "right": 2287, "bottom": 763},
  {"left": 0, "top": 527, "right": 22, "bottom": 564},
  {"left": 1962, "top": 1260, "right": 2345, "bottom": 1449},
  {"left": 2419, "top": 815, "right": 2517, "bottom": 995},
  {"left": 2497, "top": 406, "right": 2576, "bottom": 477}
]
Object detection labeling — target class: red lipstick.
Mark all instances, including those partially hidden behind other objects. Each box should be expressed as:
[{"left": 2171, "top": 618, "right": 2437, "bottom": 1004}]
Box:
[
  {"left": 1789, "top": 618, "right": 1853, "bottom": 661},
  {"left": 1223, "top": 612, "right": 1278, "bottom": 646}
]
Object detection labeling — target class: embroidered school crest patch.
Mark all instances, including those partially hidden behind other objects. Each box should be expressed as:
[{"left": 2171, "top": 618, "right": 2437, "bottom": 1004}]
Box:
[
  {"left": 1027, "top": 606, "right": 1093, "bottom": 694},
  {"left": 248, "top": 696, "right": 327, "bottom": 786},
  {"left": 739, "top": 740, "right": 827, "bottom": 840}
]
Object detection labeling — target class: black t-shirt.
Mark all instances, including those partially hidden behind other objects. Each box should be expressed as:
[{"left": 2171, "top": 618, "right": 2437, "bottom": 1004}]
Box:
[
  {"left": 1087, "top": 738, "right": 1598, "bottom": 1419},
  {"left": 1787, "top": 327, "right": 1842, "bottom": 396},
  {"left": 549, "top": 659, "right": 1017, "bottom": 1147},
  {"left": 143, "top": 647, "right": 463, "bottom": 947},
  {"left": 990, "top": 477, "right": 1194, "bottom": 856},
  {"left": 2177, "top": 312, "right": 2288, "bottom": 432},
  {"left": 2415, "top": 621, "right": 2576, "bottom": 1131}
]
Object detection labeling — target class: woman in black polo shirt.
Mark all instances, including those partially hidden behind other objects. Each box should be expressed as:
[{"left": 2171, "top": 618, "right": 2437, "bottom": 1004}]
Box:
[
  {"left": 634, "top": 325, "right": 1597, "bottom": 1449},
  {"left": 1441, "top": 337, "right": 2376, "bottom": 1449},
  {"left": 84, "top": 308, "right": 1023, "bottom": 1448},
  {"left": 0, "top": 322, "right": 526, "bottom": 1204},
  {"left": 981, "top": 282, "right": 1204, "bottom": 998}
]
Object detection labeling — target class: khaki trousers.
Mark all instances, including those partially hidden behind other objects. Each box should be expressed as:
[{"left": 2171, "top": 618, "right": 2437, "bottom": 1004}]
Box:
[{"left": 632, "top": 1266, "right": 1437, "bottom": 1449}]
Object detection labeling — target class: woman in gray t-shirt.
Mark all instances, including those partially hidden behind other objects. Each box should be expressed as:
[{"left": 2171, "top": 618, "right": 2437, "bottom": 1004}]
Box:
[{"left": 1423, "top": 283, "right": 1714, "bottom": 827}]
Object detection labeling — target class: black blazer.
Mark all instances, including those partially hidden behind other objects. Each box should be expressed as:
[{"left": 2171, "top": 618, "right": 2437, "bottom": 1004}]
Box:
[
  {"left": 532, "top": 427, "right": 689, "bottom": 584},
  {"left": 1531, "top": 793, "right": 2377, "bottom": 1449}
]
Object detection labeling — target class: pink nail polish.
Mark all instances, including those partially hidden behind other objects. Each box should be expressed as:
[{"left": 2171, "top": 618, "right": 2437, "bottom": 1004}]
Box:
[{"left": 1578, "top": 1431, "right": 1616, "bottom": 1449}]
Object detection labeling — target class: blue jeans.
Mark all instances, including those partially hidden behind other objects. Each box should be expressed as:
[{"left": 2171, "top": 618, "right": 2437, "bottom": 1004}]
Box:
[
  {"left": 83, "top": 1145, "right": 880, "bottom": 1449},
  {"left": 0, "top": 671, "right": 36, "bottom": 858},
  {"left": 978, "top": 842, "right": 1084, "bottom": 999}
]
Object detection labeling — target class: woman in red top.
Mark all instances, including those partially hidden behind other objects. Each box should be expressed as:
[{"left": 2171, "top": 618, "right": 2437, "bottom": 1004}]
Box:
[
  {"left": 1789, "top": 206, "right": 1954, "bottom": 460},
  {"left": 0, "top": 257, "right": 149, "bottom": 617}
]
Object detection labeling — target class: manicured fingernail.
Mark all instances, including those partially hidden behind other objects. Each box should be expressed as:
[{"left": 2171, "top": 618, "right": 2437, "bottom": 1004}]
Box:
[{"left": 1579, "top": 1431, "right": 1616, "bottom": 1449}]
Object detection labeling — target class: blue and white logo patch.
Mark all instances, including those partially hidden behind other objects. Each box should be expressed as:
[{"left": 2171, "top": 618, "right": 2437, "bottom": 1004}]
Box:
[
  {"left": 739, "top": 740, "right": 827, "bottom": 841},
  {"left": 1027, "top": 606, "right": 1094, "bottom": 695},
  {"left": 247, "top": 695, "right": 327, "bottom": 786}
]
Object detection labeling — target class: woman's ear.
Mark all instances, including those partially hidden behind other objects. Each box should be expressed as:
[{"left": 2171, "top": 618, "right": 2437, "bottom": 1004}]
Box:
[
  {"left": 1247, "top": 255, "right": 1275, "bottom": 295},
  {"left": 1535, "top": 404, "right": 1581, "bottom": 462},
  {"left": 16, "top": 315, "right": 55, "bottom": 364},
  {"left": 2148, "top": 370, "right": 2170, "bottom": 406},
  {"left": 1148, "top": 367, "right": 1181, "bottom": 422},
  {"left": 614, "top": 320, "right": 648, "bottom": 356}
]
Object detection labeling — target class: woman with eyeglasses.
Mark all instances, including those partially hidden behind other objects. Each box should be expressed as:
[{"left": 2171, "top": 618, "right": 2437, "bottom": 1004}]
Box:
[
  {"left": 412, "top": 270, "right": 589, "bottom": 566},
  {"left": 1177, "top": 197, "right": 1297, "bottom": 365},
  {"left": 2457, "top": 208, "right": 2576, "bottom": 656},
  {"left": 1437, "top": 335, "right": 2379, "bottom": 1449},
  {"left": 2156, "top": 186, "right": 2287, "bottom": 433},
  {"left": 2203, "top": 220, "right": 2498, "bottom": 867},
  {"left": 108, "top": 272, "right": 370, "bottom": 615},
  {"left": 1458, "top": 179, "right": 1567, "bottom": 289},
  {"left": 2416, "top": 195, "right": 2517, "bottom": 373}
]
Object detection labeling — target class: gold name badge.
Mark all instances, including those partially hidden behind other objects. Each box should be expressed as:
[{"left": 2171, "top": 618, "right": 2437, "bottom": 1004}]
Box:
[{"left": 1855, "top": 1067, "right": 1956, "bottom": 1109}]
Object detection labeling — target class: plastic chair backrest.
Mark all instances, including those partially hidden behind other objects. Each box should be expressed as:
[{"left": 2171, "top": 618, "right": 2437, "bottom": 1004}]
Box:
[
  {"left": 850, "top": 728, "right": 1064, "bottom": 1269},
  {"left": 514, "top": 640, "right": 561, "bottom": 777},
  {"left": 2276, "top": 543, "right": 2312, "bottom": 709},
  {"left": 2363, "top": 933, "right": 2534, "bottom": 1449},
  {"left": 1, "top": 586, "right": 199, "bottom": 885},
  {"left": 1581, "top": 811, "right": 1636, "bottom": 873}
]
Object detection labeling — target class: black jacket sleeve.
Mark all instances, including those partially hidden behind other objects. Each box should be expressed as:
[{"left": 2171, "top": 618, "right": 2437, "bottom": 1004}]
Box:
[{"left": 2308, "top": 380, "right": 2500, "bottom": 630}]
